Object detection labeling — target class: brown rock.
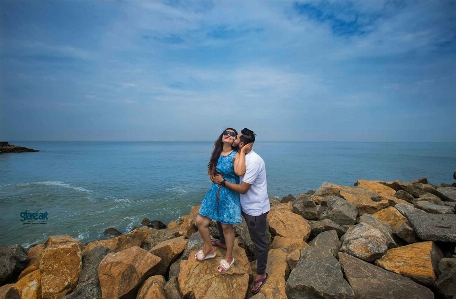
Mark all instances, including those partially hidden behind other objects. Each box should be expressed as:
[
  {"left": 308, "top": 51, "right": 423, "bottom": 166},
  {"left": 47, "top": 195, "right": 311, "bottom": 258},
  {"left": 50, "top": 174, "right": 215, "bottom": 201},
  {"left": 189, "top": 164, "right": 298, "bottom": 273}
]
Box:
[
  {"left": 40, "top": 236, "right": 82, "bottom": 299},
  {"left": 177, "top": 205, "right": 200, "bottom": 238},
  {"left": 372, "top": 207, "right": 409, "bottom": 229},
  {"left": 82, "top": 229, "right": 148, "bottom": 254},
  {"left": 178, "top": 239, "right": 250, "bottom": 299},
  {"left": 14, "top": 269, "right": 41, "bottom": 299},
  {"left": 375, "top": 241, "right": 444, "bottom": 286},
  {"left": 355, "top": 179, "right": 396, "bottom": 197},
  {"left": 19, "top": 244, "right": 44, "bottom": 280},
  {"left": 267, "top": 207, "right": 310, "bottom": 241},
  {"left": 270, "top": 236, "right": 307, "bottom": 254},
  {"left": 149, "top": 236, "right": 188, "bottom": 275},
  {"left": 0, "top": 284, "right": 20, "bottom": 299},
  {"left": 339, "top": 187, "right": 389, "bottom": 215},
  {"left": 136, "top": 275, "right": 166, "bottom": 299},
  {"left": 98, "top": 246, "right": 161, "bottom": 299},
  {"left": 256, "top": 249, "right": 288, "bottom": 299}
]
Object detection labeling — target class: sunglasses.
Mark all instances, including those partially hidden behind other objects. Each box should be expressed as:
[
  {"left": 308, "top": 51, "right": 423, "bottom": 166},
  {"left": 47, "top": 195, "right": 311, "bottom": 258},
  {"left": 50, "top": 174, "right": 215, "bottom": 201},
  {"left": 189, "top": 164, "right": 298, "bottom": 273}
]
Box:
[{"left": 222, "top": 131, "right": 237, "bottom": 137}]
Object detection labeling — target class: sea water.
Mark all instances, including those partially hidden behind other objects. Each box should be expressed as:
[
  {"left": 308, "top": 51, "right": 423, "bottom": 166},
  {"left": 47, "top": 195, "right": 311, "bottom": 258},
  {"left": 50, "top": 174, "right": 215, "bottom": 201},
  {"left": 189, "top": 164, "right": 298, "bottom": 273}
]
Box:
[{"left": 1, "top": 141, "right": 455, "bottom": 247}]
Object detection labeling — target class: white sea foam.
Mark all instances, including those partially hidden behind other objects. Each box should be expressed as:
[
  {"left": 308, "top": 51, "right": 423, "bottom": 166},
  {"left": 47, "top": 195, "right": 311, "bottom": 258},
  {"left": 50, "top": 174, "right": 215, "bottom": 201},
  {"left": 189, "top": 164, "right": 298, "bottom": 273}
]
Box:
[
  {"left": 165, "top": 186, "right": 188, "bottom": 194},
  {"left": 18, "top": 181, "right": 91, "bottom": 193}
]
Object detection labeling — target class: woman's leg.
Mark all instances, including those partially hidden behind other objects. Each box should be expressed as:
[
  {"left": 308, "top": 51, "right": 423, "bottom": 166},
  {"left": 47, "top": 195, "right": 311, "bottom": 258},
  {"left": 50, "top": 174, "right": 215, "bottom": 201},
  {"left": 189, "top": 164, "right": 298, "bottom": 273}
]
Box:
[
  {"left": 221, "top": 223, "right": 235, "bottom": 263},
  {"left": 195, "top": 214, "right": 215, "bottom": 255}
]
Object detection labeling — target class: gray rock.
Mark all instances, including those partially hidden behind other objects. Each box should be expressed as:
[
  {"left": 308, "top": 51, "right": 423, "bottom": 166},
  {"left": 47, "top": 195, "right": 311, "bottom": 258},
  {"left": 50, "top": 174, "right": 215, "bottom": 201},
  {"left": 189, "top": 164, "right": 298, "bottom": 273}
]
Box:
[
  {"left": 415, "top": 201, "right": 455, "bottom": 214},
  {"left": 286, "top": 254, "right": 354, "bottom": 299},
  {"left": 281, "top": 194, "right": 296, "bottom": 203},
  {"left": 103, "top": 227, "right": 122, "bottom": 236},
  {"left": 419, "top": 193, "right": 444, "bottom": 205},
  {"left": 435, "top": 258, "right": 456, "bottom": 299},
  {"left": 300, "top": 244, "right": 336, "bottom": 260},
  {"left": 338, "top": 252, "right": 434, "bottom": 299},
  {"left": 393, "top": 222, "right": 419, "bottom": 244},
  {"left": 164, "top": 276, "right": 182, "bottom": 299},
  {"left": 181, "top": 231, "right": 204, "bottom": 260},
  {"left": 359, "top": 214, "right": 397, "bottom": 248},
  {"left": 308, "top": 230, "right": 341, "bottom": 256},
  {"left": 292, "top": 194, "right": 320, "bottom": 220},
  {"left": 437, "top": 187, "right": 456, "bottom": 202},
  {"left": 340, "top": 223, "right": 388, "bottom": 262},
  {"left": 396, "top": 203, "right": 456, "bottom": 242},
  {"left": 64, "top": 246, "right": 112, "bottom": 299},
  {"left": 318, "top": 196, "right": 358, "bottom": 226},
  {"left": 395, "top": 190, "right": 415, "bottom": 202},
  {"left": 309, "top": 219, "right": 347, "bottom": 238},
  {"left": 0, "top": 244, "right": 28, "bottom": 285},
  {"left": 168, "top": 259, "right": 181, "bottom": 278}
]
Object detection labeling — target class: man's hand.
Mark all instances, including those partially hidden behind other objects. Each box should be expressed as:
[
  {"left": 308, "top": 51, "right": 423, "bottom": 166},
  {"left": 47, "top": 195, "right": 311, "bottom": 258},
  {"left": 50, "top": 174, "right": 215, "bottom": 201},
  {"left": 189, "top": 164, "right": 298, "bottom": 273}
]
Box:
[{"left": 212, "top": 174, "right": 224, "bottom": 184}]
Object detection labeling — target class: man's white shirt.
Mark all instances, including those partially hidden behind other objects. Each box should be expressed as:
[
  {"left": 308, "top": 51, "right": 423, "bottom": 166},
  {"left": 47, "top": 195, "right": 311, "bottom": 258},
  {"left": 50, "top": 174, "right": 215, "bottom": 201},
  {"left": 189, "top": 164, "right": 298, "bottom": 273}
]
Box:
[{"left": 239, "top": 150, "right": 270, "bottom": 216}]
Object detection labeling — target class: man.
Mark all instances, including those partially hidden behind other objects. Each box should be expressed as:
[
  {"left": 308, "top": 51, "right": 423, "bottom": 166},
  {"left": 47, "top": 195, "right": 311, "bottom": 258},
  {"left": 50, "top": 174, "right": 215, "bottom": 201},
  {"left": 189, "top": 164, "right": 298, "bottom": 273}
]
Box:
[{"left": 212, "top": 128, "right": 270, "bottom": 295}]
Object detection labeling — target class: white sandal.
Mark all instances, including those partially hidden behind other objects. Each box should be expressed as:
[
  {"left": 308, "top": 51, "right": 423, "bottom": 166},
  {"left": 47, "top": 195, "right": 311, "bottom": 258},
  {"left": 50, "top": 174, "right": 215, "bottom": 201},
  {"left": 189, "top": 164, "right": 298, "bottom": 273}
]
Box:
[
  {"left": 195, "top": 250, "right": 216, "bottom": 261},
  {"left": 217, "top": 258, "right": 235, "bottom": 273}
]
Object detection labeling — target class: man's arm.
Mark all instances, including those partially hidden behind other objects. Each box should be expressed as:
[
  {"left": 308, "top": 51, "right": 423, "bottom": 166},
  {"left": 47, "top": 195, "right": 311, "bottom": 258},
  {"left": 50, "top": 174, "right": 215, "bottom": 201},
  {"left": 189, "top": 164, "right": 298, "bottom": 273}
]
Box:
[{"left": 212, "top": 174, "right": 251, "bottom": 194}]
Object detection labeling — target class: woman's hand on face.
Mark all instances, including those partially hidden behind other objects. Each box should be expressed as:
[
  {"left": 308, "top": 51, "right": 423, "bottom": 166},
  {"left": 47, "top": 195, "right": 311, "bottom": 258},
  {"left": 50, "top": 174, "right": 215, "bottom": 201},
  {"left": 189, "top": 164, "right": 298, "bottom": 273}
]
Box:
[{"left": 241, "top": 143, "right": 253, "bottom": 154}]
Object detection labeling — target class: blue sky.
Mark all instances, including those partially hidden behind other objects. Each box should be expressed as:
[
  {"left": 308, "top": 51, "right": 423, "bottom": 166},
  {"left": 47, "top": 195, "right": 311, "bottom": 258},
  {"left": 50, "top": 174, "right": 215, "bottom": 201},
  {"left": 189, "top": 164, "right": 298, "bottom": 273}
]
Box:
[{"left": 1, "top": 0, "right": 455, "bottom": 142}]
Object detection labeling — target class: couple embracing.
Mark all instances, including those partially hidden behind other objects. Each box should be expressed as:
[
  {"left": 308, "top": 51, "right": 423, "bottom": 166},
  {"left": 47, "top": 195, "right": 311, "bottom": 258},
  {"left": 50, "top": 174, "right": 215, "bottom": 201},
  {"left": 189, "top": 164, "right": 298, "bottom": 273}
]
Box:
[{"left": 195, "top": 127, "right": 270, "bottom": 295}]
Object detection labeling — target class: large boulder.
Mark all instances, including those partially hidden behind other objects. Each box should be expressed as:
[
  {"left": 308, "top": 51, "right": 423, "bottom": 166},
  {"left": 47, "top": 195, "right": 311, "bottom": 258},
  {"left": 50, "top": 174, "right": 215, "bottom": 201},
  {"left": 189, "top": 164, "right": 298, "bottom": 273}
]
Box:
[
  {"left": 178, "top": 240, "right": 250, "bottom": 299},
  {"left": 13, "top": 269, "right": 41, "bottom": 299},
  {"left": 267, "top": 206, "right": 311, "bottom": 241},
  {"left": 318, "top": 196, "right": 358, "bottom": 225},
  {"left": 414, "top": 201, "right": 455, "bottom": 214},
  {"left": 136, "top": 275, "right": 166, "bottom": 299},
  {"left": 338, "top": 252, "right": 434, "bottom": 299},
  {"left": 286, "top": 245, "right": 354, "bottom": 299},
  {"left": 340, "top": 223, "right": 388, "bottom": 262},
  {"left": 372, "top": 207, "right": 418, "bottom": 244},
  {"left": 291, "top": 194, "right": 319, "bottom": 220},
  {"left": 309, "top": 219, "right": 347, "bottom": 238},
  {"left": 64, "top": 246, "right": 112, "bottom": 299},
  {"left": 435, "top": 258, "right": 456, "bottom": 299},
  {"left": 396, "top": 204, "right": 456, "bottom": 242},
  {"left": 308, "top": 230, "right": 341, "bottom": 257},
  {"left": 40, "top": 236, "right": 83, "bottom": 299},
  {"left": 256, "top": 249, "right": 289, "bottom": 299},
  {"left": 375, "top": 241, "right": 444, "bottom": 287},
  {"left": 149, "top": 236, "right": 187, "bottom": 276},
  {"left": 270, "top": 236, "right": 308, "bottom": 270},
  {"left": 0, "top": 244, "right": 28, "bottom": 285},
  {"left": 82, "top": 230, "right": 149, "bottom": 254},
  {"left": 19, "top": 244, "right": 44, "bottom": 280},
  {"left": 359, "top": 214, "right": 397, "bottom": 249},
  {"left": 355, "top": 179, "right": 396, "bottom": 197},
  {"left": 98, "top": 246, "right": 161, "bottom": 299},
  {"left": 436, "top": 187, "right": 456, "bottom": 202},
  {"left": 339, "top": 187, "right": 389, "bottom": 215}
]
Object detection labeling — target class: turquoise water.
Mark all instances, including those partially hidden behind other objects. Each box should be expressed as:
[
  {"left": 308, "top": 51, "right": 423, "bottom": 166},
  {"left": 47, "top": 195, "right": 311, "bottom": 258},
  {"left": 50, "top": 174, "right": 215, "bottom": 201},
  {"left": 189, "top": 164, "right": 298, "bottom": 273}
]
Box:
[{"left": 1, "top": 141, "right": 455, "bottom": 247}]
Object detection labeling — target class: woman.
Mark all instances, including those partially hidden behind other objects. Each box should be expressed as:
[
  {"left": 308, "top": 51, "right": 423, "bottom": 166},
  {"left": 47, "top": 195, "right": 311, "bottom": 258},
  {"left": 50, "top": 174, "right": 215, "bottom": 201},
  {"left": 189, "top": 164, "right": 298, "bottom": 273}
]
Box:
[{"left": 195, "top": 128, "right": 251, "bottom": 273}]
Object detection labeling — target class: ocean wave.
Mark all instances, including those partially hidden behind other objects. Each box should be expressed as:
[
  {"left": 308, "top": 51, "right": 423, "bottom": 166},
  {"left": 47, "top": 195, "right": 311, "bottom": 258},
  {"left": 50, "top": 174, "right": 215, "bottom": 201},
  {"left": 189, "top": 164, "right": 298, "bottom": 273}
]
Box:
[
  {"left": 16, "top": 181, "right": 91, "bottom": 193},
  {"left": 165, "top": 186, "right": 188, "bottom": 194}
]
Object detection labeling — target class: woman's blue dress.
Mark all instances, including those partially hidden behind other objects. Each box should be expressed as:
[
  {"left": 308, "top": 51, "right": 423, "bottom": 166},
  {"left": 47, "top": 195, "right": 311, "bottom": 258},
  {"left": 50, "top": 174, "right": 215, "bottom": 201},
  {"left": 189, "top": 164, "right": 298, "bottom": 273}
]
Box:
[{"left": 198, "top": 150, "right": 241, "bottom": 224}]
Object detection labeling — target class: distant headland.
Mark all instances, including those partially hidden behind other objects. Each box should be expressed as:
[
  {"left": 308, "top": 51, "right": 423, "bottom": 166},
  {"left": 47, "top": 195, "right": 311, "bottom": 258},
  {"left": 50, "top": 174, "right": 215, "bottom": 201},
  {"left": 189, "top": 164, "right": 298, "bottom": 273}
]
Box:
[{"left": 0, "top": 142, "right": 39, "bottom": 154}]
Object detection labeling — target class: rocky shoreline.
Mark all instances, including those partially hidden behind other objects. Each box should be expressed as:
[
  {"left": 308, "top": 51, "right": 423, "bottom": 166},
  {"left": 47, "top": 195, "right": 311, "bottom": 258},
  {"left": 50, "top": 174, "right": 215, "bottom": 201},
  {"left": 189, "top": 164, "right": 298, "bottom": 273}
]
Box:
[
  {"left": 0, "top": 142, "right": 39, "bottom": 154},
  {"left": 1, "top": 177, "right": 456, "bottom": 299}
]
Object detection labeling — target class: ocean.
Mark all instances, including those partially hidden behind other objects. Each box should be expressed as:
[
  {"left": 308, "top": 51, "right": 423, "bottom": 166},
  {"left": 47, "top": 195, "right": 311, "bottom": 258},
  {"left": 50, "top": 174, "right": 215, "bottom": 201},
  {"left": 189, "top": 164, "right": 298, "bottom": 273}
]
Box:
[{"left": 1, "top": 141, "right": 455, "bottom": 247}]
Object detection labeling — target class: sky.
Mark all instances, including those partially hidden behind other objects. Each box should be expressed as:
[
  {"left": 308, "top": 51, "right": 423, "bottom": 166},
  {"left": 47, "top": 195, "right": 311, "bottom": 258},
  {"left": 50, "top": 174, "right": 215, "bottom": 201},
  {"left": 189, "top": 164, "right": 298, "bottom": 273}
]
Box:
[{"left": 0, "top": 0, "right": 455, "bottom": 142}]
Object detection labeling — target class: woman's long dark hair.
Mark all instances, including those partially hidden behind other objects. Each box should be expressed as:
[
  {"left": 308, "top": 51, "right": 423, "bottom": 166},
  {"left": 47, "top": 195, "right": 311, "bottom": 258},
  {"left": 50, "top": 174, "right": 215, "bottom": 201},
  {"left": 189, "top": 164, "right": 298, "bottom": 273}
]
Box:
[{"left": 207, "top": 127, "right": 237, "bottom": 175}]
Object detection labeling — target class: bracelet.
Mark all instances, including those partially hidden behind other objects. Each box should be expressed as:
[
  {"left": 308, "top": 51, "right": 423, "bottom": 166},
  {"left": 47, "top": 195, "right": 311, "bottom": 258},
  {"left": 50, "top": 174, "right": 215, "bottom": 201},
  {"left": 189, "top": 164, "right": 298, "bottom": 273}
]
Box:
[{"left": 221, "top": 179, "right": 226, "bottom": 186}]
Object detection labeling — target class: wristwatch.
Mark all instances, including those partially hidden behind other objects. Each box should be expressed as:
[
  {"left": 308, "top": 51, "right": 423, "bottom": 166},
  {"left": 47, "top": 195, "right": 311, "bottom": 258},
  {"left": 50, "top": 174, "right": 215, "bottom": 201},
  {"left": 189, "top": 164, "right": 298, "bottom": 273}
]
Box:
[{"left": 221, "top": 179, "right": 226, "bottom": 186}]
